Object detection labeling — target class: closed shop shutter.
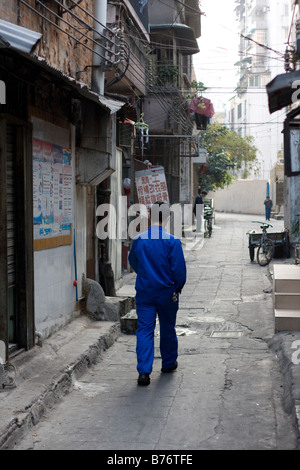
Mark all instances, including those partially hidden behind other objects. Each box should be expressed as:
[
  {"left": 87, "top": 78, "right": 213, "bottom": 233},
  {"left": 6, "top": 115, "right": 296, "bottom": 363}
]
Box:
[{"left": 6, "top": 124, "right": 16, "bottom": 288}]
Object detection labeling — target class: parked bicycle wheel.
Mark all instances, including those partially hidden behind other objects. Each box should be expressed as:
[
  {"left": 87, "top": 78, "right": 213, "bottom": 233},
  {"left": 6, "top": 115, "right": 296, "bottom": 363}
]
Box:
[
  {"left": 257, "top": 238, "right": 274, "bottom": 266},
  {"left": 204, "top": 217, "right": 213, "bottom": 237},
  {"left": 207, "top": 217, "right": 213, "bottom": 237},
  {"left": 249, "top": 243, "right": 255, "bottom": 261}
]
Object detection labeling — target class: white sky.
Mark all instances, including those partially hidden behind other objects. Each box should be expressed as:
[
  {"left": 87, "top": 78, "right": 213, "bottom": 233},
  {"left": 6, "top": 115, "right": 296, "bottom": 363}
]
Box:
[{"left": 193, "top": 0, "right": 240, "bottom": 113}]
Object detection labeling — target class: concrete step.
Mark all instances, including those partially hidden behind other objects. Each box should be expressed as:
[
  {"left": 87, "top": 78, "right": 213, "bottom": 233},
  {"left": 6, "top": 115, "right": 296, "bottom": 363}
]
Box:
[
  {"left": 120, "top": 309, "right": 137, "bottom": 334},
  {"left": 274, "top": 309, "right": 300, "bottom": 331},
  {"left": 274, "top": 293, "right": 300, "bottom": 309},
  {"left": 273, "top": 265, "right": 300, "bottom": 293}
]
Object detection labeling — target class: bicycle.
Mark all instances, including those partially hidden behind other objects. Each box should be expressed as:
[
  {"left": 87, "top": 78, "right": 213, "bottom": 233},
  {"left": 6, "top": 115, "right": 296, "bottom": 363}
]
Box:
[
  {"left": 251, "top": 221, "right": 274, "bottom": 266},
  {"left": 203, "top": 205, "right": 213, "bottom": 238}
]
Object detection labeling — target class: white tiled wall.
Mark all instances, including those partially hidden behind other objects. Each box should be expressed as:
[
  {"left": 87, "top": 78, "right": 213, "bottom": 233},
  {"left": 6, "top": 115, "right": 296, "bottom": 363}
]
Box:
[{"left": 34, "top": 245, "right": 76, "bottom": 338}]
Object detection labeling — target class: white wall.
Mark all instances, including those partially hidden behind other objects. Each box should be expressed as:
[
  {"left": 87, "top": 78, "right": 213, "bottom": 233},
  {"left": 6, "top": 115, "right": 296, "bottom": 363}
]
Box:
[{"left": 209, "top": 179, "right": 268, "bottom": 215}]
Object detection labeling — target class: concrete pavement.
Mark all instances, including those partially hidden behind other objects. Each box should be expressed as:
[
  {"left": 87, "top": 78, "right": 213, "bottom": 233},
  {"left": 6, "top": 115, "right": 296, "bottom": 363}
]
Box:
[{"left": 1, "top": 212, "right": 300, "bottom": 450}]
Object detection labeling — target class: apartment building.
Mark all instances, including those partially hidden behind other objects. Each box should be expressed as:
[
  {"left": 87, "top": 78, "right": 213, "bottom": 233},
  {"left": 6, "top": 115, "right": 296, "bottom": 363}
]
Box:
[{"left": 230, "top": 0, "right": 290, "bottom": 180}]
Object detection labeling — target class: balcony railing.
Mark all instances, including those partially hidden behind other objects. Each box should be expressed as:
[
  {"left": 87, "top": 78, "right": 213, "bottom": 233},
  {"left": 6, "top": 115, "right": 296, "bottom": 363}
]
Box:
[{"left": 148, "top": 60, "right": 179, "bottom": 89}]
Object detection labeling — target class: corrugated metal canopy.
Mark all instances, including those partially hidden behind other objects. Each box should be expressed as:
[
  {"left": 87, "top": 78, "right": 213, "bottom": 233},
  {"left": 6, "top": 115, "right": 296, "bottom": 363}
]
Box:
[
  {"left": 32, "top": 56, "right": 125, "bottom": 114},
  {"left": 0, "top": 18, "right": 41, "bottom": 53},
  {"left": 0, "top": 20, "right": 124, "bottom": 114}
]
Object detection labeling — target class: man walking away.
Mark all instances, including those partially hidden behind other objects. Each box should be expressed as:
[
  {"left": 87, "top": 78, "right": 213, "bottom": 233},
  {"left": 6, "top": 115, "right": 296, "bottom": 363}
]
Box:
[{"left": 128, "top": 201, "right": 187, "bottom": 386}]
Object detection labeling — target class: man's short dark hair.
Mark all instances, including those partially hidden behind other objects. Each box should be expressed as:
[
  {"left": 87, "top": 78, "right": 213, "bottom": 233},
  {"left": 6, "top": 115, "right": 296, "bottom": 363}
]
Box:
[{"left": 150, "top": 201, "right": 170, "bottom": 224}]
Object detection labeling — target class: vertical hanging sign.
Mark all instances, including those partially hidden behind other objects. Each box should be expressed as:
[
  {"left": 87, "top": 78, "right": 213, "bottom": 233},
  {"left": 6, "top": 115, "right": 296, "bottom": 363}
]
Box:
[{"left": 135, "top": 166, "right": 169, "bottom": 208}]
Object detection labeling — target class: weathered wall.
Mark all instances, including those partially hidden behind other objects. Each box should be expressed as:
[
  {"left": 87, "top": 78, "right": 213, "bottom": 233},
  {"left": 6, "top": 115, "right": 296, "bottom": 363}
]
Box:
[
  {"left": 208, "top": 179, "right": 268, "bottom": 215},
  {"left": 0, "top": 0, "right": 93, "bottom": 85}
]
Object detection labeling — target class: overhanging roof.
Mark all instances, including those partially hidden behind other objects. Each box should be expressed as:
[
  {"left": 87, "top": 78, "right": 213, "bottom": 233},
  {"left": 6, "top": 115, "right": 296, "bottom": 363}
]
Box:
[
  {"left": 0, "top": 19, "right": 124, "bottom": 114},
  {"left": 0, "top": 18, "right": 41, "bottom": 53},
  {"left": 149, "top": 23, "right": 199, "bottom": 55},
  {"left": 32, "top": 56, "right": 125, "bottom": 114}
]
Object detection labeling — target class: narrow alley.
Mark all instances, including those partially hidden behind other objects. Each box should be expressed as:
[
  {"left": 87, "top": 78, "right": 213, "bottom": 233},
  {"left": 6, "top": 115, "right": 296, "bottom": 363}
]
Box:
[{"left": 12, "top": 213, "right": 298, "bottom": 451}]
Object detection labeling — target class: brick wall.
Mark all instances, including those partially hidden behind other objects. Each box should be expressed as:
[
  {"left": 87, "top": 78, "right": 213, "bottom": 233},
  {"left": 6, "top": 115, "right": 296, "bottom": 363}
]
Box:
[{"left": 0, "top": 0, "right": 94, "bottom": 87}]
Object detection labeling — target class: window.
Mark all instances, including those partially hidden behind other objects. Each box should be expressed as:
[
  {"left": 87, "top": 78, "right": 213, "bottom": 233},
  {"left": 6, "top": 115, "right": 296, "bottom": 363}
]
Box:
[
  {"left": 249, "top": 75, "right": 260, "bottom": 87},
  {"left": 256, "top": 30, "right": 266, "bottom": 44},
  {"left": 238, "top": 103, "right": 242, "bottom": 119}
]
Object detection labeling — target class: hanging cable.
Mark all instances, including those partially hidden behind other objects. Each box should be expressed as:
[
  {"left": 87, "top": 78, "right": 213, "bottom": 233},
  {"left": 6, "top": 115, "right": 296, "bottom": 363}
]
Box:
[
  {"left": 239, "top": 33, "right": 285, "bottom": 58},
  {"left": 51, "top": 0, "right": 118, "bottom": 49},
  {"left": 287, "top": 1, "right": 297, "bottom": 45},
  {"left": 19, "top": 0, "right": 113, "bottom": 63}
]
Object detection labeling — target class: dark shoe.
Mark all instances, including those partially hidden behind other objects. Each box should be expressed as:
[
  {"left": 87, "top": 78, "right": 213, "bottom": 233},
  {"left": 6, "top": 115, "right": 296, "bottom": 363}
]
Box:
[
  {"left": 161, "top": 360, "right": 178, "bottom": 373},
  {"left": 137, "top": 373, "right": 150, "bottom": 386}
]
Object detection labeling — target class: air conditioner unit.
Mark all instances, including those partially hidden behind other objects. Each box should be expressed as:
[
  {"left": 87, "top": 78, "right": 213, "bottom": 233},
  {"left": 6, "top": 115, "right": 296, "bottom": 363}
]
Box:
[{"left": 193, "top": 148, "right": 207, "bottom": 164}]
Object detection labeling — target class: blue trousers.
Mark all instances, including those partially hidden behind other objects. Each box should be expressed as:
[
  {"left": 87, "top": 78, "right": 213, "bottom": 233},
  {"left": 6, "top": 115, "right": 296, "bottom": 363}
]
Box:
[
  {"left": 265, "top": 208, "right": 271, "bottom": 220},
  {"left": 135, "top": 292, "right": 178, "bottom": 374}
]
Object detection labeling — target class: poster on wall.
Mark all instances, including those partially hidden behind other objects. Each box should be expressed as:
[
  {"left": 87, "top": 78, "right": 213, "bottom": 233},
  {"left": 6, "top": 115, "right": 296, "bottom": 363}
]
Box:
[
  {"left": 135, "top": 166, "right": 169, "bottom": 208},
  {"left": 33, "top": 138, "right": 73, "bottom": 250}
]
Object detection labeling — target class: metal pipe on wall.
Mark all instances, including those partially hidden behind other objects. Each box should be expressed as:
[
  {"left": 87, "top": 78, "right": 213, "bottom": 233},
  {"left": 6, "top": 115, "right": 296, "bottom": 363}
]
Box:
[{"left": 92, "top": 0, "right": 107, "bottom": 96}]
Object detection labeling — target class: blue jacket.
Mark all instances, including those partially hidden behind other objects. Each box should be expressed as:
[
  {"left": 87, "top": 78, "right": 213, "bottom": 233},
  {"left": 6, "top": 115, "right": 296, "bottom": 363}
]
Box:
[{"left": 128, "top": 225, "right": 186, "bottom": 298}]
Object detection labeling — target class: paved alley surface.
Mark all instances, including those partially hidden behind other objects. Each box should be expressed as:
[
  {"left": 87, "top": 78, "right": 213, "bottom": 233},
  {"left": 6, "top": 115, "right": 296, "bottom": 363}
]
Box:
[{"left": 12, "top": 213, "right": 299, "bottom": 451}]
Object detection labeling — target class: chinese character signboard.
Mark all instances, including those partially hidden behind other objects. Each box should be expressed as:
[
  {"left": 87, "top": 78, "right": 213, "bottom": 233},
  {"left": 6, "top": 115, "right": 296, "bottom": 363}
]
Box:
[{"left": 135, "top": 166, "right": 169, "bottom": 208}]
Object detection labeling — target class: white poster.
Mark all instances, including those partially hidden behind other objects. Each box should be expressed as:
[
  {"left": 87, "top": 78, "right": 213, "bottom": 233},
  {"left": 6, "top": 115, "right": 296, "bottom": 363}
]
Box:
[
  {"left": 33, "top": 138, "right": 72, "bottom": 240},
  {"left": 135, "top": 166, "right": 169, "bottom": 208}
]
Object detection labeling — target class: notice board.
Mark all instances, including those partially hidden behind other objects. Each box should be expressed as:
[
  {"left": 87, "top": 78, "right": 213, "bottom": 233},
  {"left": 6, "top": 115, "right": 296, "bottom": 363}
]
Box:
[
  {"left": 135, "top": 166, "right": 169, "bottom": 208},
  {"left": 33, "top": 138, "right": 73, "bottom": 250}
]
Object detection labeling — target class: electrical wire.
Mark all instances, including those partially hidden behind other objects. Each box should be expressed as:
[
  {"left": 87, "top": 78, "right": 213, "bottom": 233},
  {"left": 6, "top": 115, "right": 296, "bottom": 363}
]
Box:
[
  {"left": 121, "top": 23, "right": 193, "bottom": 131},
  {"left": 239, "top": 33, "right": 286, "bottom": 58},
  {"left": 19, "top": 0, "right": 114, "bottom": 63},
  {"left": 60, "top": 0, "right": 84, "bottom": 13},
  {"left": 67, "top": 0, "right": 127, "bottom": 40},
  {"left": 51, "top": 0, "right": 117, "bottom": 48},
  {"left": 123, "top": 18, "right": 198, "bottom": 122},
  {"left": 287, "top": 1, "right": 297, "bottom": 45},
  {"left": 120, "top": 49, "right": 188, "bottom": 130}
]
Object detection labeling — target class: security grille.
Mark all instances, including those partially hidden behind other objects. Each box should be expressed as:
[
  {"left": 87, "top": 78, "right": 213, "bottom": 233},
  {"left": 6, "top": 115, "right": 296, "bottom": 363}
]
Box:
[{"left": 6, "top": 124, "right": 16, "bottom": 288}]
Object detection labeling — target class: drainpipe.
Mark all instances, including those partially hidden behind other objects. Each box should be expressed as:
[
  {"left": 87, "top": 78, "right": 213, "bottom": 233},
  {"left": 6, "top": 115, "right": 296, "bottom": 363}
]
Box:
[{"left": 92, "top": 0, "right": 107, "bottom": 95}]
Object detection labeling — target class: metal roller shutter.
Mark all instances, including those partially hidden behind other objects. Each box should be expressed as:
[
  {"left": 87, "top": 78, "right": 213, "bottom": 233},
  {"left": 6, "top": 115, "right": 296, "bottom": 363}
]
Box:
[{"left": 6, "top": 124, "right": 16, "bottom": 288}]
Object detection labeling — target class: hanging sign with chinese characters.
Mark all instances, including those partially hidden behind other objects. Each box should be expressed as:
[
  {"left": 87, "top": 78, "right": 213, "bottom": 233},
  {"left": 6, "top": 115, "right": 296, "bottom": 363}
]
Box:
[{"left": 135, "top": 166, "right": 169, "bottom": 208}]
